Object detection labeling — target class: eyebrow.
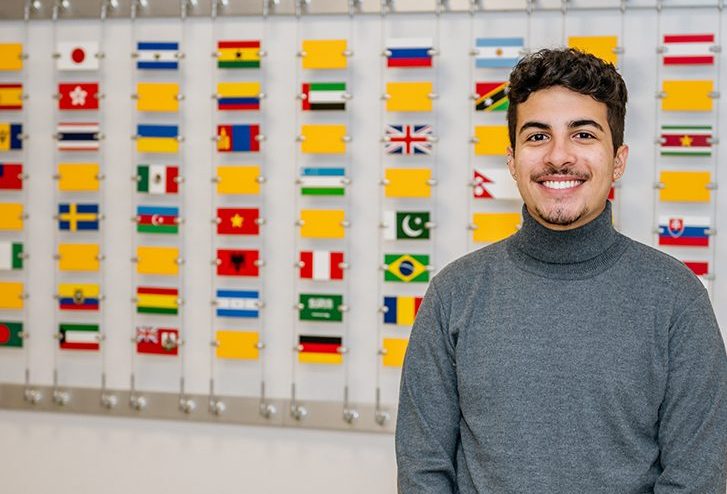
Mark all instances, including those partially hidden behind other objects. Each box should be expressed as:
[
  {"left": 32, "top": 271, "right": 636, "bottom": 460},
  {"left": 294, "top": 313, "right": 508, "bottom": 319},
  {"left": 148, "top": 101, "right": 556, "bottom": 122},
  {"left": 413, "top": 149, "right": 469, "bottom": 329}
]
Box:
[{"left": 518, "top": 119, "right": 604, "bottom": 135}]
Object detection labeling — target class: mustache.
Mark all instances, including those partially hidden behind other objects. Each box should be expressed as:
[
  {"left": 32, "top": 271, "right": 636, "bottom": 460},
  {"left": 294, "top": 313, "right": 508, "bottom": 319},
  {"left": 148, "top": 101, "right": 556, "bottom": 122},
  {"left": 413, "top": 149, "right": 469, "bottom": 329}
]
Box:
[{"left": 531, "top": 166, "right": 591, "bottom": 181}]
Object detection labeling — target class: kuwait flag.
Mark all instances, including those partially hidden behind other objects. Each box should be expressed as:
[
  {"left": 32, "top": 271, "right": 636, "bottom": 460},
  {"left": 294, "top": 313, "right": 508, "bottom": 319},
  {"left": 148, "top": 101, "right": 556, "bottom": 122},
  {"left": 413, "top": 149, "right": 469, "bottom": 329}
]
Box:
[
  {"left": 136, "top": 205, "right": 179, "bottom": 234},
  {"left": 299, "top": 167, "right": 346, "bottom": 196},
  {"left": 663, "top": 34, "right": 715, "bottom": 65},
  {"left": 658, "top": 215, "right": 711, "bottom": 247},
  {"left": 59, "top": 323, "right": 99, "bottom": 351},
  {"left": 0, "top": 321, "right": 22, "bottom": 347},
  {"left": 0, "top": 163, "right": 22, "bottom": 190},
  {"left": 300, "top": 250, "right": 344, "bottom": 281},
  {"left": 216, "top": 289, "right": 259, "bottom": 318},
  {"left": 660, "top": 125, "right": 712, "bottom": 157},
  {"left": 0, "top": 241, "right": 23, "bottom": 270},
  {"left": 136, "top": 286, "right": 178, "bottom": 315},
  {"left": 137, "top": 164, "right": 178, "bottom": 194},
  {"left": 301, "top": 82, "right": 347, "bottom": 111}
]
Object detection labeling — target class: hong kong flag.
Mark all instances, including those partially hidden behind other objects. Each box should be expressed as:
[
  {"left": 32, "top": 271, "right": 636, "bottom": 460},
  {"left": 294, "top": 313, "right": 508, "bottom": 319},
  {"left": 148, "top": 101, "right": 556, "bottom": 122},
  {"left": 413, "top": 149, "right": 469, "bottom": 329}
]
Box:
[
  {"left": 58, "top": 83, "right": 99, "bottom": 110},
  {"left": 216, "top": 248, "right": 259, "bottom": 277}
]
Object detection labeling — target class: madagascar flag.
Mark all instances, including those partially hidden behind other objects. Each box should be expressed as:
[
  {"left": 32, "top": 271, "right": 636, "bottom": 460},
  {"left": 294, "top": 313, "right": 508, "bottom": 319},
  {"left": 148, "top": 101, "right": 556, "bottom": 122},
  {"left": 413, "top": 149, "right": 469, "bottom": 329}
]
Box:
[
  {"left": 216, "top": 248, "right": 259, "bottom": 277},
  {"left": 298, "top": 335, "right": 343, "bottom": 365}
]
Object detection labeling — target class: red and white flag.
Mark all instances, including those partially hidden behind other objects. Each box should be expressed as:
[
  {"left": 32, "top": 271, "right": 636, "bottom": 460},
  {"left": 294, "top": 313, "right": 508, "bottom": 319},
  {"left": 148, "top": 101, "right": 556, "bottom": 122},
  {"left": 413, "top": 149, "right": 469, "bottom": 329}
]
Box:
[
  {"left": 57, "top": 41, "right": 99, "bottom": 71},
  {"left": 300, "top": 250, "right": 344, "bottom": 281},
  {"left": 473, "top": 168, "right": 520, "bottom": 200},
  {"left": 58, "top": 83, "right": 99, "bottom": 110},
  {"left": 136, "top": 326, "right": 179, "bottom": 356},
  {"left": 663, "top": 34, "right": 715, "bottom": 65}
]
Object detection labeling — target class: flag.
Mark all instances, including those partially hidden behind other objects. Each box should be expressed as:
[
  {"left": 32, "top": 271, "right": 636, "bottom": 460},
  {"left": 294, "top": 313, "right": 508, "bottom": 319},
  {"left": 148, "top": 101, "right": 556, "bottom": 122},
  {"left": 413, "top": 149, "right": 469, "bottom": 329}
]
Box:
[
  {"left": 299, "top": 167, "right": 345, "bottom": 196},
  {"left": 136, "top": 205, "right": 179, "bottom": 234},
  {"left": 137, "top": 124, "right": 179, "bottom": 153},
  {"left": 216, "top": 165, "right": 261, "bottom": 195},
  {"left": 136, "top": 326, "right": 179, "bottom": 355},
  {"left": 0, "top": 163, "right": 22, "bottom": 190},
  {"left": 56, "top": 41, "right": 99, "bottom": 71},
  {"left": 300, "top": 250, "right": 344, "bottom": 281},
  {"left": 57, "top": 122, "right": 99, "bottom": 151},
  {"left": 58, "top": 243, "right": 99, "bottom": 272},
  {"left": 567, "top": 35, "right": 618, "bottom": 64},
  {"left": 58, "top": 283, "right": 99, "bottom": 311},
  {"left": 58, "top": 83, "right": 98, "bottom": 110},
  {"left": 301, "top": 39, "right": 347, "bottom": 69},
  {"left": 386, "top": 37, "right": 433, "bottom": 68},
  {"left": 136, "top": 41, "right": 179, "bottom": 70},
  {"left": 472, "top": 212, "right": 521, "bottom": 243},
  {"left": 659, "top": 171, "right": 711, "bottom": 203},
  {"left": 136, "top": 286, "right": 178, "bottom": 315},
  {"left": 217, "top": 207, "right": 259, "bottom": 235},
  {"left": 0, "top": 43, "right": 23, "bottom": 71},
  {"left": 301, "top": 82, "right": 346, "bottom": 111},
  {"left": 383, "top": 211, "right": 430, "bottom": 240},
  {"left": 137, "top": 164, "right": 178, "bottom": 194},
  {"left": 216, "top": 331, "right": 259, "bottom": 360},
  {"left": 217, "top": 82, "right": 261, "bottom": 111},
  {"left": 684, "top": 261, "right": 709, "bottom": 277},
  {"left": 0, "top": 84, "right": 22, "bottom": 110},
  {"left": 660, "top": 125, "right": 712, "bottom": 157},
  {"left": 217, "top": 249, "right": 259, "bottom": 277},
  {"left": 383, "top": 296, "right": 422, "bottom": 325},
  {"left": 662, "top": 80, "right": 713, "bottom": 112},
  {"left": 658, "top": 216, "right": 710, "bottom": 247},
  {"left": 663, "top": 34, "right": 715, "bottom": 65},
  {"left": 384, "top": 254, "right": 429, "bottom": 283},
  {"left": 0, "top": 123, "right": 22, "bottom": 150},
  {"left": 384, "top": 168, "right": 431, "bottom": 198},
  {"left": 136, "top": 246, "right": 179, "bottom": 276},
  {"left": 298, "top": 335, "right": 343, "bottom": 365},
  {"left": 299, "top": 293, "right": 343, "bottom": 322},
  {"left": 300, "top": 209, "right": 345, "bottom": 239},
  {"left": 0, "top": 321, "right": 22, "bottom": 348},
  {"left": 300, "top": 124, "right": 347, "bottom": 154},
  {"left": 59, "top": 323, "right": 99, "bottom": 351},
  {"left": 58, "top": 203, "right": 99, "bottom": 231},
  {"left": 473, "top": 168, "right": 520, "bottom": 200},
  {"left": 0, "top": 241, "right": 22, "bottom": 270},
  {"left": 0, "top": 282, "right": 23, "bottom": 309},
  {"left": 217, "top": 40, "right": 260, "bottom": 69},
  {"left": 386, "top": 82, "right": 433, "bottom": 112},
  {"left": 382, "top": 337, "right": 408, "bottom": 367},
  {"left": 0, "top": 203, "right": 23, "bottom": 230},
  {"left": 474, "top": 37, "right": 523, "bottom": 68},
  {"left": 57, "top": 163, "right": 99, "bottom": 192},
  {"left": 474, "top": 125, "right": 509, "bottom": 155},
  {"left": 136, "top": 82, "right": 179, "bottom": 112},
  {"left": 217, "top": 124, "right": 260, "bottom": 152},
  {"left": 384, "top": 124, "right": 433, "bottom": 155},
  {"left": 216, "top": 289, "right": 259, "bottom": 318},
  {"left": 475, "top": 82, "right": 509, "bottom": 111}
]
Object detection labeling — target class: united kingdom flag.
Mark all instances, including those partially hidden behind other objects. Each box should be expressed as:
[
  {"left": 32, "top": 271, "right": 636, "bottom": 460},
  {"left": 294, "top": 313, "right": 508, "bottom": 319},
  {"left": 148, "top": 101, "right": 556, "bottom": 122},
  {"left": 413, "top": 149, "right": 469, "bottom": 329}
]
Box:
[{"left": 384, "top": 124, "right": 433, "bottom": 155}]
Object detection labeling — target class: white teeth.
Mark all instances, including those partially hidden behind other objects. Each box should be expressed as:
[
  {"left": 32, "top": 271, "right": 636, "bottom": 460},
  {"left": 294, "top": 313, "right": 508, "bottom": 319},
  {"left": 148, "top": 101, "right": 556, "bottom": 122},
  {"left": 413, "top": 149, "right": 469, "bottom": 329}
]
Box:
[{"left": 542, "top": 180, "right": 582, "bottom": 190}]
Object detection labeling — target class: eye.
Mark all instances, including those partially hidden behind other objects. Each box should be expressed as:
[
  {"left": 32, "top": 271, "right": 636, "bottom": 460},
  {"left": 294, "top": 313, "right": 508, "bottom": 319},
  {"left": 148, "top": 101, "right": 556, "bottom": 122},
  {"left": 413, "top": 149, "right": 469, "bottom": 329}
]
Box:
[
  {"left": 526, "top": 133, "right": 548, "bottom": 142},
  {"left": 574, "top": 131, "right": 595, "bottom": 140}
]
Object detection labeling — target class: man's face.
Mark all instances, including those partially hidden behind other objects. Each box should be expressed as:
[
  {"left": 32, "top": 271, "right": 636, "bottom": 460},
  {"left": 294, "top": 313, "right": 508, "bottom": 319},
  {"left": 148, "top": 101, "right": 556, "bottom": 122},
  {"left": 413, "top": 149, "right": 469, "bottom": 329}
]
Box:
[{"left": 507, "top": 86, "right": 628, "bottom": 231}]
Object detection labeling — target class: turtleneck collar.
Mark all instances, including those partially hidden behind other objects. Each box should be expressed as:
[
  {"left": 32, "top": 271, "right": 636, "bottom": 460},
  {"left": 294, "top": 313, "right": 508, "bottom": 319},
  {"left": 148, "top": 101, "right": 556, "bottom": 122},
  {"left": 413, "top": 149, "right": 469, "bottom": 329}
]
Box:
[{"left": 506, "top": 201, "right": 631, "bottom": 280}]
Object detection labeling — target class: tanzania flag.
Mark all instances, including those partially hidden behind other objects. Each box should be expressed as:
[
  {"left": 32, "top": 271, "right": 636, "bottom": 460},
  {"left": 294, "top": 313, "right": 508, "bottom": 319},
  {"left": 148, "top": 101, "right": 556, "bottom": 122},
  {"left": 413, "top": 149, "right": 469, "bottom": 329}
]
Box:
[
  {"left": 660, "top": 125, "right": 712, "bottom": 157},
  {"left": 0, "top": 321, "right": 22, "bottom": 347},
  {"left": 0, "top": 123, "right": 22, "bottom": 150},
  {"left": 58, "top": 203, "right": 99, "bottom": 231},
  {"left": 384, "top": 254, "right": 429, "bottom": 283},
  {"left": 136, "top": 205, "right": 179, "bottom": 234},
  {"left": 298, "top": 335, "right": 343, "bottom": 365},
  {"left": 301, "top": 82, "right": 346, "bottom": 111},
  {"left": 59, "top": 323, "right": 99, "bottom": 351},
  {"left": 217, "top": 82, "right": 261, "bottom": 111},
  {"left": 136, "top": 286, "right": 178, "bottom": 315},
  {"left": 217, "top": 40, "right": 261, "bottom": 69},
  {"left": 217, "top": 124, "right": 260, "bottom": 152},
  {"left": 475, "top": 82, "right": 509, "bottom": 111}
]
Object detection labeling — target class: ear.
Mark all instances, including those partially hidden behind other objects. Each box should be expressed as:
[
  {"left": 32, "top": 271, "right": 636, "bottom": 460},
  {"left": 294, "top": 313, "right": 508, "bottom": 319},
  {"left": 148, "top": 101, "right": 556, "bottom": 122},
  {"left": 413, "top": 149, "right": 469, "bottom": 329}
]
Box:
[
  {"left": 506, "top": 146, "right": 516, "bottom": 179},
  {"left": 613, "top": 144, "right": 628, "bottom": 181}
]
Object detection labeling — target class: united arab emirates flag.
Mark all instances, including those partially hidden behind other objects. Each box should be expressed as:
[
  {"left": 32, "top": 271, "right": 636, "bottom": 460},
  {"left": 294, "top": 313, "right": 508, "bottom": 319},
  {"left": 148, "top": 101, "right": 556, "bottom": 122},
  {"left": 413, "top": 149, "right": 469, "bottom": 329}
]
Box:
[{"left": 301, "top": 82, "right": 346, "bottom": 111}]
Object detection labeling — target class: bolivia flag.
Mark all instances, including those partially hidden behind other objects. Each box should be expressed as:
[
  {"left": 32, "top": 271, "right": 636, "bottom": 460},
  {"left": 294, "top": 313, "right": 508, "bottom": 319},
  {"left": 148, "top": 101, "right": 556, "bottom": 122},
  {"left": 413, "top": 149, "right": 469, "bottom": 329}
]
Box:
[
  {"left": 137, "top": 287, "right": 179, "bottom": 315},
  {"left": 298, "top": 335, "right": 343, "bottom": 365},
  {"left": 59, "top": 323, "right": 99, "bottom": 351},
  {"left": 217, "top": 40, "right": 261, "bottom": 69}
]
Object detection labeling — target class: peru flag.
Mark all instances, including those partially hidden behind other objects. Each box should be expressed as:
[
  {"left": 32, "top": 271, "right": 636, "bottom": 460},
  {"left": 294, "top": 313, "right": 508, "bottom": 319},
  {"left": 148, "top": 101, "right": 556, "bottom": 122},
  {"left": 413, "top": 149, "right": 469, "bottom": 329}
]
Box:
[{"left": 300, "top": 250, "right": 344, "bottom": 281}]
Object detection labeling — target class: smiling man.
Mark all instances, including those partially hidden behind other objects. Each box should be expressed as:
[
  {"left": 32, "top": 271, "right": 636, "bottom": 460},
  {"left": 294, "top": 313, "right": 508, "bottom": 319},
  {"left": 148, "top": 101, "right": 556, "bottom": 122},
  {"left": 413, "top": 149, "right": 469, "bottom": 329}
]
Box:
[{"left": 396, "top": 49, "right": 727, "bottom": 493}]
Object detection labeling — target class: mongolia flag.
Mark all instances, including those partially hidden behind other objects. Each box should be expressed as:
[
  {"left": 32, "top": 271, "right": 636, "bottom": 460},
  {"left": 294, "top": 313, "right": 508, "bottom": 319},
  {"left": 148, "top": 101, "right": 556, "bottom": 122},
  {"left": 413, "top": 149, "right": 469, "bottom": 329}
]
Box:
[
  {"left": 217, "top": 124, "right": 260, "bottom": 152},
  {"left": 386, "top": 38, "right": 433, "bottom": 68},
  {"left": 658, "top": 216, "right": 710, "bottom": 247},
  {"left": 663, "top": 34, "right": 715, "bottom": 65}
]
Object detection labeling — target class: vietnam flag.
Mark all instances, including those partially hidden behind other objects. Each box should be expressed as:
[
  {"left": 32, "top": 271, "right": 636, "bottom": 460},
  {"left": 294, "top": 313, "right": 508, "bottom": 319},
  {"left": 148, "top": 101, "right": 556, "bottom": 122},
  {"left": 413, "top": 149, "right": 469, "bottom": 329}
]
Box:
[
  {"left": 216, "top": 207, "right": 259, "bottom": 235},
  {"left": 216, "top": 248, "right": 259, "bottom": 277}
]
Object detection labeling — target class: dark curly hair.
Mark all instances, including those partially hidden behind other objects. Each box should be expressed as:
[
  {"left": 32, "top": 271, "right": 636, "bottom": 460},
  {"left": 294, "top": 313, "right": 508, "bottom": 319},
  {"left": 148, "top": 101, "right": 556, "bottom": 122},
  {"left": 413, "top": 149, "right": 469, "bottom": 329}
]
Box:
[{"left": 507, "top": 48, "right": 627, "bottom": 154}]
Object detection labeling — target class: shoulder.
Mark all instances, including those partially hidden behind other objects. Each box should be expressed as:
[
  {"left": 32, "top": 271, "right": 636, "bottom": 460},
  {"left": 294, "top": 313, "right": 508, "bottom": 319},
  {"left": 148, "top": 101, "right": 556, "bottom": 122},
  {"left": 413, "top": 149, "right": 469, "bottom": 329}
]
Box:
[{"left": 430, "top": 239, "right": 509, "bottom": 297}]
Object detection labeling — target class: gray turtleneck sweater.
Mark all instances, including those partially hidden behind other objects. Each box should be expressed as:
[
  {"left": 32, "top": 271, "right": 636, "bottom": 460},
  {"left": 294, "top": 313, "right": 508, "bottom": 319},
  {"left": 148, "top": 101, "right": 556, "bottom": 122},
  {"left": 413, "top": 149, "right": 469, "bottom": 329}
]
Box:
[{"left": 396, "top": 203, "right": 727, "bottom": 493}]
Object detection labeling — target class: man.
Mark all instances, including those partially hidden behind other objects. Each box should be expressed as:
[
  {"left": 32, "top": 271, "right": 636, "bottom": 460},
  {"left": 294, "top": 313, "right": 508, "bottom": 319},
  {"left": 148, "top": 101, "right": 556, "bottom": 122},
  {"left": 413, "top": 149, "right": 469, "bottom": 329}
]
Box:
[{"left": 396, "top": 48, "right": 727, "bottom": 493}]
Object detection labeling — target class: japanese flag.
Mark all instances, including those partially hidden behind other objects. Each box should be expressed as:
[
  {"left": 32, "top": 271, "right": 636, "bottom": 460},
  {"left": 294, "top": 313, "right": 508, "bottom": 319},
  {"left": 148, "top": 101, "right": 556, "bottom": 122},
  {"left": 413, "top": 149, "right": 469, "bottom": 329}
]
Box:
[{"left": 57, "top": 41, "right": 99, "bottom": 71}]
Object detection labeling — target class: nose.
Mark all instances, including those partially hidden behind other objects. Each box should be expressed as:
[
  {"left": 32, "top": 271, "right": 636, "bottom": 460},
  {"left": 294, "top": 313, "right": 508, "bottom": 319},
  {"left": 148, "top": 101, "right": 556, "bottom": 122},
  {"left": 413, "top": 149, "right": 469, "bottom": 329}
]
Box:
[{"left": 543, "top": 134, "right": 576, "bottom": 170}]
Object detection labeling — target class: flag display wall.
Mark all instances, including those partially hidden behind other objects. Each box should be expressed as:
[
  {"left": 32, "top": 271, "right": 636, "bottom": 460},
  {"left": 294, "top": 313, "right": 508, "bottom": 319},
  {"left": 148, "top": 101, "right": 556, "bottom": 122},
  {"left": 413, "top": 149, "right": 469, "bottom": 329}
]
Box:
[{"left": 0, "top": 2, "right": 725, "bottom": 437}]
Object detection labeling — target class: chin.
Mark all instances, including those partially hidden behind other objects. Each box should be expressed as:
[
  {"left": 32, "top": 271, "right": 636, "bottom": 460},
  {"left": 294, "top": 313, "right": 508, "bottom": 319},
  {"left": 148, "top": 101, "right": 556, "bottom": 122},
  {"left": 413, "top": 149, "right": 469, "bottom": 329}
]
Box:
[{"left": 535, "top": 205, "right": 588, "bottom": 227}]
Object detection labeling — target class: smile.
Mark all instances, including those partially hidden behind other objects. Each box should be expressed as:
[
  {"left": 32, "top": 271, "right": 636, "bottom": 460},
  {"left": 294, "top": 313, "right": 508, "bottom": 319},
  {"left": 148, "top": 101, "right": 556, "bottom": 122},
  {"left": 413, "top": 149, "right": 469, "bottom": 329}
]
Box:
[{"left": 540, "top": 180, "right": 584, "bottom": 190}]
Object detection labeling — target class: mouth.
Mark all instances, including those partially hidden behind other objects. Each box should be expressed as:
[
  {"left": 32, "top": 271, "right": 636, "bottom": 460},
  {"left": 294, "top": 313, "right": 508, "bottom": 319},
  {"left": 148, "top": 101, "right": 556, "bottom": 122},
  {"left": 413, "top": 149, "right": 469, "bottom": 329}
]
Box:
[{"left": 534, "top": 175, "right": 587, "bottom": 191}]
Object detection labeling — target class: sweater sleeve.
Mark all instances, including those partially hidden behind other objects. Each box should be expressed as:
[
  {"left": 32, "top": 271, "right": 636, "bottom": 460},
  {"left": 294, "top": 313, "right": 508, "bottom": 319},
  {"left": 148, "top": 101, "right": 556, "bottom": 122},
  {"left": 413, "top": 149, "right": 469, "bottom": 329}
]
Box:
[
  {"left": 654, "top": 292, "right": 727, "bottom": 493},
  {"left": 395, "top": 279, "right": 460, "bottom": 494}
]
